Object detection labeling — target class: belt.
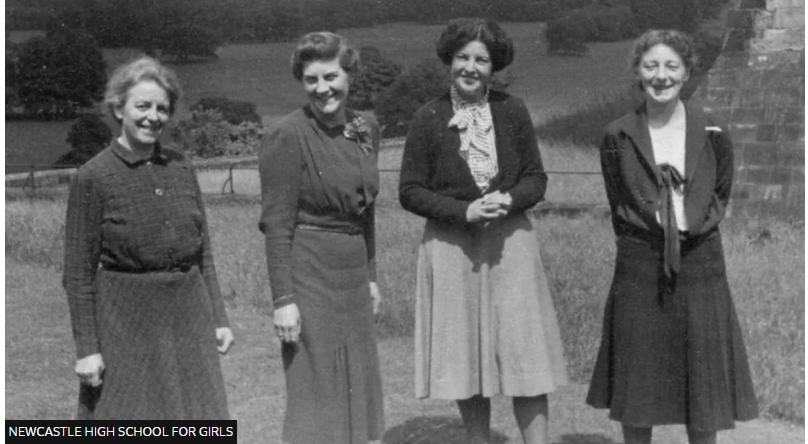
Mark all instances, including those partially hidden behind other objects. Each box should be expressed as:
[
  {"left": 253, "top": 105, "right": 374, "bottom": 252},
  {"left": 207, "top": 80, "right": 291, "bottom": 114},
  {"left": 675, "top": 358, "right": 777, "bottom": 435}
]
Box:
[
  {"left": 101, "top": 263, "right": 196, "bottom": 274},
  {"left": 296, "top": 223, "right": 363, "bottom": 235}
]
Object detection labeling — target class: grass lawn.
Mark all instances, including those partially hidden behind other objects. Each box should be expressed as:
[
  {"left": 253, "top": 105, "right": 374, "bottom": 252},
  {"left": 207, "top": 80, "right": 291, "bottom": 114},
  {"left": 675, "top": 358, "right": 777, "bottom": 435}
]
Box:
[{"left": 6, "top": 22, "right": 633, "bottom": 173}]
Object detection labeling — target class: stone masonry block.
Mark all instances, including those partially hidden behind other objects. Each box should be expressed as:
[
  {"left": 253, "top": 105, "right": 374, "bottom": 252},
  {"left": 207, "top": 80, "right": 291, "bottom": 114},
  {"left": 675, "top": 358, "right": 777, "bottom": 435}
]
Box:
[
  {"left": 764, "top": 87, "right": 804, "bottom": 107},
  {"left": 751, "top": 29, "right": 789, "bottom": 52},
  {"left": 732, "top": 107, "right": 767, "bottom": 124},
  {"left": 744, "top": 141, "right": 781, "bottom": 164},
  {"left": 755, "top": 10, "right": 774, "bottom": 31},
  {"left": 783, "top": 107, "right": 805, "bottom": 124},
  {"left": 767, "top": 0, "right": 805, "bottom": 9},
  {"left": 740, "top": 0, "right": 766, "bottom": 9},
  {"left": 761, "top": 68, "right": 803, "bottom": 89},
  {"left": 781, "top": 145, "right": 805, "bottom": 165},
  {"left": 747, "top": 52, "right": 780, "bottom": 68},
  {"left": 707, "top": 88, "right": 737, "bottom": 107},
  {"left": 786, "top": 184, "right": 804, "bottom": 211},
  {"left": 724, "top": 30, "right": 751, "bottom": 52},
  {"left": 774, "top": 8, "right": 805, "bottom": 29},
  {"left": 790, "top": 166, "right": 805, "bottom": 184},
  {"left": 780, "top": 124, "right": 805, "bottom": 142},
  {"left": 756, "top": 124, "right": 777, "bottom": 141},
  {"left": 716, "top": 53, "right": 752, "bottom": 69},
  {"left": 730, "top": 123, "right": 759, "bottom": 142},
  {"left": 728, "top": 9, "right": 757, "bottom": 29},
  {"left": 784, "top": 28, "right": 805, "bottom": 49},
  {"left": 737, "top": 89, "right": 765, "bottom": 107}
]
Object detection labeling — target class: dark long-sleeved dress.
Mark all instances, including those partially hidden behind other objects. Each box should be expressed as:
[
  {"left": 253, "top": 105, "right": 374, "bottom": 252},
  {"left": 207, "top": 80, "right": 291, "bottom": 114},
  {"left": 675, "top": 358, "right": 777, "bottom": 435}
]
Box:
[
  {"left": 62, "top": 140, "right": 230, "bottom": 420},
  {"left": 258, "top": 106, "right": 384, "bottom": 444},
  {"left": 586, "top": 101, "right": 758, "bottom": 430}
]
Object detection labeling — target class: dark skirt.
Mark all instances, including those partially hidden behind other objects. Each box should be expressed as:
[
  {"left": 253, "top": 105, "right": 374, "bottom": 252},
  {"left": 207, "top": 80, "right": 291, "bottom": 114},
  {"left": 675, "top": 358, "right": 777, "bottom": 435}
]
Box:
[
  {"left": 586, "top": 231, "right": 758, "bottom": 430},
  {"left": 282, "top": 228, "right": 384, "bottom": 444},
  {"left": 77, "top": 266, "right": 229, "bottom": 420}
]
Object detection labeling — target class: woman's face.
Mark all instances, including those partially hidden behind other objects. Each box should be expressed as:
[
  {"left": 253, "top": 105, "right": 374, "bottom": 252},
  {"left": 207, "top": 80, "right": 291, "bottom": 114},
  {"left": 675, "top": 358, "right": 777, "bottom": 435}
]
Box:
[
  {"left": 451, "top": 40, "right": 493, "bottom": 102},
  {"left": 114, "top": 80, "right": 171, "bottom": 151},
  {"left": 637, "top": 43, "right": 689, "bottom": 106},
  {"left": 302, "top": 57, "right": 349, "bottom": 119}
]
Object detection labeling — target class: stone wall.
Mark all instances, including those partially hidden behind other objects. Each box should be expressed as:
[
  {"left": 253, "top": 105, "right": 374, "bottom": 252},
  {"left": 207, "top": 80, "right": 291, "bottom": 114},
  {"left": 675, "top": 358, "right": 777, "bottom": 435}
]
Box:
[{"left": 695, "top": 0, "right": 804, "bottom": 219}]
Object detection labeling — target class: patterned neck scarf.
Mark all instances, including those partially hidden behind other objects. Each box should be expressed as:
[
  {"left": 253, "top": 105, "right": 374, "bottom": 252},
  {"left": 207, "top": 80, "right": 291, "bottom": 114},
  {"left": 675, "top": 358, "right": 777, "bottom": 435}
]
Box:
[{"left": 448, "top": 86, "right": 498, "bottom": 192}]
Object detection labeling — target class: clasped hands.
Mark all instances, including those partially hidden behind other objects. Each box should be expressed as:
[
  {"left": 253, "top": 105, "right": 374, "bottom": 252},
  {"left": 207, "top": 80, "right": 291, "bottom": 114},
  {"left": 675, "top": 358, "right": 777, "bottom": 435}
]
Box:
[
  {"left": 274, "top": 282, "right": 382, "bottom": 344},
  {"left": 466, "top": 191, "right": 513, "bottom": 223}
]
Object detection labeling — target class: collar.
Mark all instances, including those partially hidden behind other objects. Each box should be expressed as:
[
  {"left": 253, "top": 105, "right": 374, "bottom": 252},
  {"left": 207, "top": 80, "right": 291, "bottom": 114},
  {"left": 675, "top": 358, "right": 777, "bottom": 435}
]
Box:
[
  {"left": 110, "top": 138, "right": 169, "bottom": 166},
  {"left": 615, "top": 100, "right": 709, "bottom": 187}
]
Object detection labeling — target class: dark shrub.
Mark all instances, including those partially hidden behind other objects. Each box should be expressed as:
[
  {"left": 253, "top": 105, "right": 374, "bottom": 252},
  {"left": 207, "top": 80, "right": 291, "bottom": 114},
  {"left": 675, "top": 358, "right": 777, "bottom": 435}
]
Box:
[
  {"left": 348, "top": 46, "right": 403, "bottom": 111},
  {"left": 190, "top": 97, "right": 261, "bottom": 125},
  {"left": 56, "top": 114, "right": 113, "bottom": 166},
  {"left": 171, "top": 109, "right": 264, "bottom": 159},
  {"left": 546, "top": 16, "right": 589, "bottom": 55},
  {"left": 376, "top": 58, "right": 449, "bottom": 138}
]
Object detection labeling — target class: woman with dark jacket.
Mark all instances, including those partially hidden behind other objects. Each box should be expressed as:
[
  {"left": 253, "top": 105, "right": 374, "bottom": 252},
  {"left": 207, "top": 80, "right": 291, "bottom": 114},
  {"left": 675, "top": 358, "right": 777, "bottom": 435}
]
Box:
[
  {"left": 586, "top": 29, "right": 758, "bottom": 444},
  {"left": 258, "top": 32, "right": 384, "bottom": 444},
  {"left": 399, "top": 18, "right": 567, "bottom": 444},
  {"left": 63, "top": 56, "right": 233, "bottom": 420}
]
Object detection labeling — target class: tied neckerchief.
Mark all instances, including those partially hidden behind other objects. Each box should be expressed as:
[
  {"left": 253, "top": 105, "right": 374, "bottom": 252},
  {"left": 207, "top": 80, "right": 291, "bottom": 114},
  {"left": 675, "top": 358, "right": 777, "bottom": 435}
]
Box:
[
  {"left": 658, "top": 163, "right": 686, "bottom": 283},
  {"left": 448, "top": 86, "right": 497, "bottom": 191}
]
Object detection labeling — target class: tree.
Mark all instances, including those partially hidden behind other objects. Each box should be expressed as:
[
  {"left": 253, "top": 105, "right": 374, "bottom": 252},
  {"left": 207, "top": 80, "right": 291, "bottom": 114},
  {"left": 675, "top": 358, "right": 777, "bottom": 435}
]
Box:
[
  {"left": 12, "top": 30, "right": 106, "bottom": 118},
  {"left": 57, "top": 114, "right": 113, "bottom": 166},
  {"left": 348, "top": 46, "right": 402, "bottom": 110}
]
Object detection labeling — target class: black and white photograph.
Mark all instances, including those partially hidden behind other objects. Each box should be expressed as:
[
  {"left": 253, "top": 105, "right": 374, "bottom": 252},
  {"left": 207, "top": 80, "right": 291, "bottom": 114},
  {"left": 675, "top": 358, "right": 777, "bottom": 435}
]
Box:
[{"left": 5, "top": 0, "right": 804, "bottom": 443}]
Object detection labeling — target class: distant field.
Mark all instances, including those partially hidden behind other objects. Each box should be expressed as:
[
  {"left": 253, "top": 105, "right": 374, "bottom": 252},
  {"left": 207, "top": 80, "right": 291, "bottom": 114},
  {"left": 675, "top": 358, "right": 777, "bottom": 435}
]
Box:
[{"left": 6, "top": 22, "right": 633, "bottom": 171}]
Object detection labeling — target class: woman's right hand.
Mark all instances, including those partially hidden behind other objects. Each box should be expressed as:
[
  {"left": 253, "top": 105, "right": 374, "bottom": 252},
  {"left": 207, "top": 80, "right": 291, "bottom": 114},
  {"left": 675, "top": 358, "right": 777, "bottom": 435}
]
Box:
[
  {"left": 274, "top": 303, "right": 301, "bottom": 344},
  {"left": 75, "top": 353, "right": 104, "bottom": 387},
  {"left": 466, "top": 198, "right": 507, "bottom": 223}
]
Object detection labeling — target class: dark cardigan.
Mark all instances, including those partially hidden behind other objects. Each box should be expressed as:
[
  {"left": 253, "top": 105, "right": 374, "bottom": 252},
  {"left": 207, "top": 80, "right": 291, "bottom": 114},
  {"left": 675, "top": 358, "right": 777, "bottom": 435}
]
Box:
[
  {"left": 600, "top": 100, "right": 734, "bottom": 238},
  {"left": 398, "top": 90, "right": 547, "bottom": 225}
]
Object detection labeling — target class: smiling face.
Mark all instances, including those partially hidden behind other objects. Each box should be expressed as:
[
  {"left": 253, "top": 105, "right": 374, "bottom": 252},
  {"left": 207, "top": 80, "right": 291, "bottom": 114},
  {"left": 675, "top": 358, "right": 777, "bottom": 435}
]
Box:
[
  {"left": 451, "top": 40, "right": 493, "bottom": 103},
  {"left": 302, "top": 57, "right": 349, "bottom": 122},
  {"left": 114, "top": 80, "right": 171, "bottom": 152},
  {"left": 637, "top": 43, "right": 690, "bottom": 106}
]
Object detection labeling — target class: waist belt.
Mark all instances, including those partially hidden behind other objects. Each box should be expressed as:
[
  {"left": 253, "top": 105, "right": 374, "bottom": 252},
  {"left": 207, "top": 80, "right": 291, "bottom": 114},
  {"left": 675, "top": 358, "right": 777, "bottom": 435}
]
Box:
[
  {"left": 296, "top": 223, "right": 363, "bottom": 235},
  {"left": 101, "top": 263, "right": 196, "bottom": 274}
]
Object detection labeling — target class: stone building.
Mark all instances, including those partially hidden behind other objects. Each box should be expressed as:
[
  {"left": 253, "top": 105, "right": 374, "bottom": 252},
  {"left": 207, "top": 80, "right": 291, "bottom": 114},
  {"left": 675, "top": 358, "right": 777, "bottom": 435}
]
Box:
[{"left": 695, "top": 0, "right": 804, "bottom": 219}]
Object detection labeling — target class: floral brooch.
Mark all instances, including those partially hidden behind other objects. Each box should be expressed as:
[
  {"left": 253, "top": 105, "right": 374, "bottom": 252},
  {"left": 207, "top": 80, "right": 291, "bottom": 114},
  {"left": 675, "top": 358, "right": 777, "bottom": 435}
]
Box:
[{"left": 344, "top": 116, "right": 373, "bottom": 155}]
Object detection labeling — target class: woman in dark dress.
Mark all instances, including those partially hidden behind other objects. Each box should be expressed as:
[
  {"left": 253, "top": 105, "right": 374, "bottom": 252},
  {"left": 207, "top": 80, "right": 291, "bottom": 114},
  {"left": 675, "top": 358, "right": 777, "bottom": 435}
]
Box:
[
  {"left": 258, "top": 32, "right": 384, "bottom": 444},
  {"left": 586, "top": 30, "right": 758, "bottom": 444},
  {"left": 399, "top": 18, "right": 567, "bottom": 444},
  {"left": 63, "top": 56, "right": 233, "bottom": 420}
]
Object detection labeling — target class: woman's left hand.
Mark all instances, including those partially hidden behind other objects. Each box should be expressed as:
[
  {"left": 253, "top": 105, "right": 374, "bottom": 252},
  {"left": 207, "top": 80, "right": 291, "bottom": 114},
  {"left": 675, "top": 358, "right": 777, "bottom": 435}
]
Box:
[
  {"left": 482, "top": 191, "right": 512, "bottom": 216},
  {"left": 216, "top": 327, "right": 235, "bottom": 354},
  {"left": 370, "top": 282, "right": 382, "bottom": 317}
]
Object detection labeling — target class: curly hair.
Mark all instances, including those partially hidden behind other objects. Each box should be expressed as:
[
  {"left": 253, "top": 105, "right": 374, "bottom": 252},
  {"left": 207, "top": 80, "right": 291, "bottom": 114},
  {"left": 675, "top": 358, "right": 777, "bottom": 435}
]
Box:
[
  {"left": 291, "top": 32, "right": 359, "bottom": 81},
  {"left": 630, "top": 29, "right": 698, "bottom": 75},
  {"left": 104, "top": 56, "right": 182, "bottom": 121},
  {"left": 436, "top": 18, "right": 514, "bottom": 72}
]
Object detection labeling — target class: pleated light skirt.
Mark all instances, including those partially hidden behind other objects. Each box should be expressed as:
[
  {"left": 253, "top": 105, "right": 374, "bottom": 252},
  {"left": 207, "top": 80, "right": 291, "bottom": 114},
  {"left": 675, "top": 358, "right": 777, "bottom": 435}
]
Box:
[
  {"left": 586, "top": 232, "right": 759, "bottom": 430},
  {"left": 414, "top": 212, "right": 568, "bottom": 400},
  {"left": 282, "top": 228, "right": 384, "bottom": 444},
  {"left": 77, "top": 266, "right": 229, "bottom": 420}
]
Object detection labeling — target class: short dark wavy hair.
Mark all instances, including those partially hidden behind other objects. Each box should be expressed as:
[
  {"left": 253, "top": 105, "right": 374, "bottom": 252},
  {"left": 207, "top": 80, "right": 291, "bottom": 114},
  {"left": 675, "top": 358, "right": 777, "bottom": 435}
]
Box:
[
  {"left": 630, "top": 29, "right": 698, "bottom": 75},
  {"left": 291, "top": 32, "right": 359, "bottom": 81},
  {"left": 436, "top": 18, "right": 514, "bottom": 72}
]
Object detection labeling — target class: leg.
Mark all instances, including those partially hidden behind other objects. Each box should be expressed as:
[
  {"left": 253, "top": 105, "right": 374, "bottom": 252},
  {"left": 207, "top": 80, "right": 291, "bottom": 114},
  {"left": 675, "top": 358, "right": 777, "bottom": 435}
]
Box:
[
  {"left": 622, "top": 424, "right": 652, "bottom": 444},
  {"left": 457, "top": 395, "right": 491, "bottom": 444},
  {"left": 687, "top": 428, "right": 717, "bottom": 444},
  {"left": 513, "top": 395, "right": 549, "bottom": 444}
]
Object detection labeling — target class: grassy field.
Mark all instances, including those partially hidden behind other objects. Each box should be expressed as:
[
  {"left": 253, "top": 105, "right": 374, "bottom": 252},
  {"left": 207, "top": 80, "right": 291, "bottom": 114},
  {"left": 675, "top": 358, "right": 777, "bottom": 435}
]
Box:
[
  {"left": 5, "top": 183, "right": 804, "bottom": 429},
  {"left": 6, "top": 21, "right": 632, "bottom": 172}
]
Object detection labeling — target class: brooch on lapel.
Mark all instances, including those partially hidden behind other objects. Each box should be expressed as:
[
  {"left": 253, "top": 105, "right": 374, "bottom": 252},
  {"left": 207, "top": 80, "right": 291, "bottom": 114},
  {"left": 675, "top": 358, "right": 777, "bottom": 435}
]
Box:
[
  {"left": 344, "top": 116, "right": 373, "bottom": 155},
  {"left": 705, "top": 126, "right": 722, "bottom": 132}
]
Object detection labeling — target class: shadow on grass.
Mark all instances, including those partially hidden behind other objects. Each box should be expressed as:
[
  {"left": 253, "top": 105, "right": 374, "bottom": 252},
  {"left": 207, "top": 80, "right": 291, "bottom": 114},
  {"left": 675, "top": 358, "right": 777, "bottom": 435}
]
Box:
[
  {"left": 557, "top": 434, "right": 618, "bottom": 444},
  {"left": 382, "top": 416, "right": 508, "bottom": 444}
]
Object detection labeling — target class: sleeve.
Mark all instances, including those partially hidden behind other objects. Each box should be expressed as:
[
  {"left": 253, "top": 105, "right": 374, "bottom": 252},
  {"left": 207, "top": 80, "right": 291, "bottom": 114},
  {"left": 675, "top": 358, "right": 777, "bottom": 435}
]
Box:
[
  {"left": 258, "top": 124, "right": 301, "bottom": 309},
  {"left": 192, "top": 166, "right": 230, "bottom": 328},
  {"left": 398, "top": 108, "right": 470, "bottom": 224},
  {"left": 62, "top": 169, "right": 103, "bottom": 359},
  {"left": 600, "top": 130, "right": 624, "bottom": 213},
  {"left": 505, "top": 98, "right": 548, "bottom": 212},
  {"left": 362, "top": 203, "right": 377, "bottom": 282},
  {"left": 701, "top": 119, "right": 735, "bottom": 232}
]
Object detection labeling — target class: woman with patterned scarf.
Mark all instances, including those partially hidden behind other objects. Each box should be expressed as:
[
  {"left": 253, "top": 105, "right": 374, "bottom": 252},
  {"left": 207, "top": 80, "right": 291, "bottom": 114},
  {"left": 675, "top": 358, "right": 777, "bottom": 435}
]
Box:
[{"left": 398, "top": 18, "right": 568, "bottom": 444}]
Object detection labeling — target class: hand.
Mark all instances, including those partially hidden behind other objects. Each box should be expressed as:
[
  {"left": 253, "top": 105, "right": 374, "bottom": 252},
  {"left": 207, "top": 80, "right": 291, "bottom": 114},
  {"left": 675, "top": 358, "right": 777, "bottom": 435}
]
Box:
[
  {"left": 369, "top": 281, "right": 382, "bottom": 317},
  {"left": 216, "top": 327, "right": 235, "bottom": 354},
  {"left": 466, "top": 197, "right": 507, "bottom": 223},
  {"left": 273, "top": 303, "right": 301, "bottom": 344},
  {"left": 75, "top": 353, "right": 105, "bottom": 387},
  {"left": 482, "top": 191, "right": 513, "bottom": 212}
]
